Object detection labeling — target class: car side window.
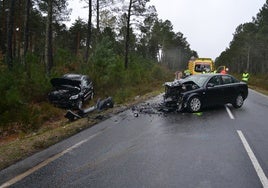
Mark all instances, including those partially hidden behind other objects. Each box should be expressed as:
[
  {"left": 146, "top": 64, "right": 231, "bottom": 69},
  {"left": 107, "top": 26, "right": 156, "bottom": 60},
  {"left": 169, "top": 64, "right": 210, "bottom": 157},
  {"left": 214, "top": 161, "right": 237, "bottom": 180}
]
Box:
[
  {"left": 208, "top": 76, "right": 221, "bottom": 86},
  {"left": 222, "top": 75, "right": 233, "bottom": 84}
]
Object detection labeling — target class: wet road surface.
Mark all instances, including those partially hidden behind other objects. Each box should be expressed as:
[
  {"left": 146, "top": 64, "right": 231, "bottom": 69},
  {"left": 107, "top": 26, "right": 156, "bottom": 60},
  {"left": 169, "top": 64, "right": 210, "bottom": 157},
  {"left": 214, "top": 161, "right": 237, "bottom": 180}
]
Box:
[{"left": 1, "top": 89, "right": 268, "bottom": 188}]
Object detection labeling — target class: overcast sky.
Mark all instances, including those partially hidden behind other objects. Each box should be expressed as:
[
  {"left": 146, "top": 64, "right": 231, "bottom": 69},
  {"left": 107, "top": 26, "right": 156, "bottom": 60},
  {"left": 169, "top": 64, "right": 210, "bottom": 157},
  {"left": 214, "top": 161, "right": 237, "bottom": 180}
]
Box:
[{"left": 67, "top": 0, "right": 266, "bottom": 60}]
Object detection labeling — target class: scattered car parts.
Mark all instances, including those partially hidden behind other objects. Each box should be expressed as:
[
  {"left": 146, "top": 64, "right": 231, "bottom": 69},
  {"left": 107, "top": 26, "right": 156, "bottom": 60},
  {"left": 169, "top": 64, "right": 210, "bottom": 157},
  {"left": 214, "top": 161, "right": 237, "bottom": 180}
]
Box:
[{"left": 65, "top": 97, "right": 114, "bottom": 121}]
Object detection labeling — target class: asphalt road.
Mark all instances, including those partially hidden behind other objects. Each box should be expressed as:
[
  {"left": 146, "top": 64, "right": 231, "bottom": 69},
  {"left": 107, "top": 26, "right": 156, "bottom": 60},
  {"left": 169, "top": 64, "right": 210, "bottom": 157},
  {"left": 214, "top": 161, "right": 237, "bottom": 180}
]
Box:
[{"left": 0, "top": 89, "right": 268, "bottom": 188}]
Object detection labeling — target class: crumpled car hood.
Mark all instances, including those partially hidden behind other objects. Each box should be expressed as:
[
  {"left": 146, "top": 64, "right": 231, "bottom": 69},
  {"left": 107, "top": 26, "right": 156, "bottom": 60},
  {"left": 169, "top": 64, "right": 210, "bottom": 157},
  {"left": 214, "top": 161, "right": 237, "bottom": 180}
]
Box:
[
  {"left": 49, "top": 78, "right": 81, "bottom": 98},
  {"left": 163, "top": 78, "right": 200, "bottom": 109},
  {"left": 164, "top": 79, "right": 197, "bottom": 88},
  {"left": 164, "top": 78, "right": 200, "bottom": 101},
  {"left": 51, "top": 78, "right": 81, "bottom": 88},
  {"left": 49, "top": 89, "right": 78, "bottom": 97}
]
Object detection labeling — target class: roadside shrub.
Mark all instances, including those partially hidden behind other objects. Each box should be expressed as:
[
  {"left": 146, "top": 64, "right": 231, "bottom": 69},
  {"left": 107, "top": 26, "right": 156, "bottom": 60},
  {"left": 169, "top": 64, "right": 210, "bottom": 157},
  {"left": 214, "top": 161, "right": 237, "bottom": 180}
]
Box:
[
  {"left": 249, "top": 74, "right": 268, "bottom": 90},
  {"left": 114, "top": 88, "right": 132, "bottom": 104},
  {"left": 0, "top": 59, "right": 52, "bottom": 134},
  {"left": 151, "top": 64, "right": 171, "bottom": 81},
  {"left": 54, "top": 48, "right": 75, "bottom": 66},
  {"left": 0, "top": 67, "right": 25, "bottom": 113},
  {"left": 19, "top": 102, "right": 63, "bottom": 133}
]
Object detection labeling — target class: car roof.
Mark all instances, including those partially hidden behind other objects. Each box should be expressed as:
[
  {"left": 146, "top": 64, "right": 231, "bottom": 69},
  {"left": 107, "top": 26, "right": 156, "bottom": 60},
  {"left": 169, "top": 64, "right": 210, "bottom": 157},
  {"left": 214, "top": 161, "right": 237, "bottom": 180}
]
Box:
[
  {"left": 191, "top": 73, "right": 231, "bottom": 77},
  {"left": 188, "top": 73, "right": 214, "bottom": 78}
]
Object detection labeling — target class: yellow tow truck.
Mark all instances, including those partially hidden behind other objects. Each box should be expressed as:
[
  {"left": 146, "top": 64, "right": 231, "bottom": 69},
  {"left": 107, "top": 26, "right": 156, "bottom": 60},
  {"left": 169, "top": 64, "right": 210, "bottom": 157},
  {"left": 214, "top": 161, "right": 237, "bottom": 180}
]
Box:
[{"left": 188, "top": 57, "right": 214, "bottom": 75}]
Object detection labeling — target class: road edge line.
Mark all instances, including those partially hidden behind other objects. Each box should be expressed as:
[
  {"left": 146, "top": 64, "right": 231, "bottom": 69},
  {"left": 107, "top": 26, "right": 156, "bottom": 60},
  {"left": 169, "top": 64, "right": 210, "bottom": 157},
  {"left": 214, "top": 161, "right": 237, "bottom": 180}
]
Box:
[
  {"left": 0, "top": 133, "right": 99, "bottom": 188},
  {"left": 237, "top": 130, "right": 268, "bottom": 188},
  {"left": 225, "top": 105, "right": 235, "bottom": 119}
]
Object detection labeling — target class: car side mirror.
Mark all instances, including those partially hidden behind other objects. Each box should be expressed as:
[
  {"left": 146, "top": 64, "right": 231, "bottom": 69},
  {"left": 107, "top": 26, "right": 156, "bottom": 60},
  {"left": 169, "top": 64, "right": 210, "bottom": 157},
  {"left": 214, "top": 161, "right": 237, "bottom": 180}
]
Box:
[{"left": 207, "top": 83, "right": 215, "bottom": 88}]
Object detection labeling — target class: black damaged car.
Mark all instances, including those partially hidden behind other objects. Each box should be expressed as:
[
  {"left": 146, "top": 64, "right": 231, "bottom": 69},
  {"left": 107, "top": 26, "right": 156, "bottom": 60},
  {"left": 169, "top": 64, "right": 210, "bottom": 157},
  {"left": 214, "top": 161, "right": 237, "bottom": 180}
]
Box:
[
  {"left": 48, "top": 74, "right": 94, "bottom": 109},
  {"left": 163, "top": 74, "right": 248, "bottom": 112}
]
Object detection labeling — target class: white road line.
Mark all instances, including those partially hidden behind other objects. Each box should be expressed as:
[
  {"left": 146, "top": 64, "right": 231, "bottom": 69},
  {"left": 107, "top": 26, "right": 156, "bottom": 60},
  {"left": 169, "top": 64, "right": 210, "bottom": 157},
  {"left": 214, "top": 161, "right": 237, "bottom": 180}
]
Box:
[
  {"left": 237, "top": 130, "right": 268, "bottom": 188},
  {"left": 225, "top": 105, "right": 235, "bottom": 119},
  {"left": 0, "top": 133, "right": 100, "bottom": 188}
]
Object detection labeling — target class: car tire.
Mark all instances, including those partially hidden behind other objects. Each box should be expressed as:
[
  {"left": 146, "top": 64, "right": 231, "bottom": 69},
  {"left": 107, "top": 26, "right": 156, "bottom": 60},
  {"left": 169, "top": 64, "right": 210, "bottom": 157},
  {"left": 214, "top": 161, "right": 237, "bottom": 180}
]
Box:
[
  {"left": 187, "top": 96, "right": 201, "bottom": 112},
  {"left": 232, "top": 94, "right": 244, "bottom": 108}
]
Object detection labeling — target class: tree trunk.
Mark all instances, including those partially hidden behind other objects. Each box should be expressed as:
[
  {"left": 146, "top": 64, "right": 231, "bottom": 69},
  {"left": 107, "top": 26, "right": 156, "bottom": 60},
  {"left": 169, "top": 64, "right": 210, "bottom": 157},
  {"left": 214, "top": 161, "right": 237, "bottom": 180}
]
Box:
[
  {"left": 85, "top": 0, "right": 92, "bottom": 63},
  {"left": 1, "top": 0, "right": 7, "bottom": 54},
  {"left": 45, "top": 0, "right": 53, "bottom": 75},
  {"left": 76, "top": 31, "right": 80, "bottom": 56},
  {"left": 124, "top": 0, "right": 132, "bottom": 69},
  {"left": 6, "top": 0, "right": 15, "bottom": 70},
  {"left": 96, "top": 0, "right": 100, "bottom": 33},
  {"left": 16, "top": 1, "right": 23, "bottom": 62},
  {"left": 12, "top": 21, "right": 16, "bottom": 59},
  {"left": 24, "top": 0, "right": 31, "bottom": 77}
]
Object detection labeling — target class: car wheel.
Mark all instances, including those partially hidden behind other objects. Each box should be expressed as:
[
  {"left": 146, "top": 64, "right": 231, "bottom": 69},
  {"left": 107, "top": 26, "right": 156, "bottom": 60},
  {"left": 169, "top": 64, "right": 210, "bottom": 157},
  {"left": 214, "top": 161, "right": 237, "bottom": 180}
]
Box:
[
  {"left": 232, "top": 94, "right": 244, "bottom": 108},
  {"left": 187, "top": 96, "right": 201, "bottom": 112}
]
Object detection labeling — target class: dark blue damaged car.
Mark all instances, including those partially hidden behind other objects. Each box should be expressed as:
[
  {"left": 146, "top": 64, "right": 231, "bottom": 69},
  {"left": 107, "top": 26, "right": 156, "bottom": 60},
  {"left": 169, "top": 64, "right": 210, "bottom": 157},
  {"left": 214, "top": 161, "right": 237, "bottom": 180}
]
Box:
[
  {"left": 163, "top": 74, "right": 248, "bottom": 112},
  {"left": 48, "top": 74, "right": 94, "bottom": 110}
]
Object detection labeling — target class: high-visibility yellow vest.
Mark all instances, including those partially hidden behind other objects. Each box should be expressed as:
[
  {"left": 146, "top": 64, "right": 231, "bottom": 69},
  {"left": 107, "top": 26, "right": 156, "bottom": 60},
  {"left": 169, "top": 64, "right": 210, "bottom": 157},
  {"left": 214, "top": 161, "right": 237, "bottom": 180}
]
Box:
[
  {"left": 242, "top": 73, "right": 249, "bottom": 82},
  {"left": 184, "top": 69, "right": 191, "bottom": 76}
]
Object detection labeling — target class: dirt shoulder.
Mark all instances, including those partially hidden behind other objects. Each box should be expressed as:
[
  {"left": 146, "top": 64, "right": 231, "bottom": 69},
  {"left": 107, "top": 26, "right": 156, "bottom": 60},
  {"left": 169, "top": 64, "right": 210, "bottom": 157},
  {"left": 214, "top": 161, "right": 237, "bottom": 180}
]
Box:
[{"left": 0, "top": 91, "right": 161, "bottom": 171}]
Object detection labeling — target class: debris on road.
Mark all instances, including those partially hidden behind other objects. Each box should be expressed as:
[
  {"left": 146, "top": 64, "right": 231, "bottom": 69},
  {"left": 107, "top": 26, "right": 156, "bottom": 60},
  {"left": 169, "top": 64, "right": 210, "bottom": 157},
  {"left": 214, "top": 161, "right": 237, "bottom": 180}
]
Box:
[
  {"left": 65, "top": 97, "right": 114, "bottom": 121},
  {"left": 131, "top": 100, "right": 178, "bottom": 117}
]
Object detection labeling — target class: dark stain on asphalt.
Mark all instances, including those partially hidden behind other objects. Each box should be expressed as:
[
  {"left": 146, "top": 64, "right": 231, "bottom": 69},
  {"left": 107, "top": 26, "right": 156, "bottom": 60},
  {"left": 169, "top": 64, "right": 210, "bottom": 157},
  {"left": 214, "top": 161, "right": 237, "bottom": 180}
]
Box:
[{"left": 131, "top": 101, "right": 178, "bottom": 117}]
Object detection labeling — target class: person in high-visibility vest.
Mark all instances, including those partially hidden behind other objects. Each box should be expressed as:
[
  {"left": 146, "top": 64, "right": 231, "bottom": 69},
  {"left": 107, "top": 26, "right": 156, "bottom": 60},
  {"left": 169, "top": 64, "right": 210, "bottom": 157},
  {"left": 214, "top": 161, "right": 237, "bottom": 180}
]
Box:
[
  {"left": 242, "top": 71, "right": 250, "bottom": 82},
  {"left": 184, "top": 69, "right": 191, "bottom": 77}
]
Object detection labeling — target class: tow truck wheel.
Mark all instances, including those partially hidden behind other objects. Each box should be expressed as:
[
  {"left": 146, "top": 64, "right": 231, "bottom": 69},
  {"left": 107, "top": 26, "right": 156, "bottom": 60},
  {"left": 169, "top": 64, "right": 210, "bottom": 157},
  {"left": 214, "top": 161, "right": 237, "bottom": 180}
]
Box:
[
  {"left": 187, "top": 96, "right": 201, "bottom": 112},
  {"left": 232, "top": 94, "right": 244, "bottom": 108}
]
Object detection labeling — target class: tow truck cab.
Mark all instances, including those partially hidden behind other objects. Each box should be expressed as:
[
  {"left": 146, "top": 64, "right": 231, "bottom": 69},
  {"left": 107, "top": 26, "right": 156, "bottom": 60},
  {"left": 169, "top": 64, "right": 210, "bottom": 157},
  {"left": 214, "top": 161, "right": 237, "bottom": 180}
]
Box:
[{"left": 188, "top": 58, "right": 214, "bottom": 75}]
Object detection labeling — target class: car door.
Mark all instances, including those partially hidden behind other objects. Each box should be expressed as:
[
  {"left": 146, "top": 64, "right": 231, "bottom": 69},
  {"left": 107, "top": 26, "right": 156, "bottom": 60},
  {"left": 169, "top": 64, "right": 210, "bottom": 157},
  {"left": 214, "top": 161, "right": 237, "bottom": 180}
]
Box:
[
  {"left": 203, "top": 75, "right": 225, "bottom": 106},
  {"left": 220, "top": 75, "right": 238, "bottom": 104}
]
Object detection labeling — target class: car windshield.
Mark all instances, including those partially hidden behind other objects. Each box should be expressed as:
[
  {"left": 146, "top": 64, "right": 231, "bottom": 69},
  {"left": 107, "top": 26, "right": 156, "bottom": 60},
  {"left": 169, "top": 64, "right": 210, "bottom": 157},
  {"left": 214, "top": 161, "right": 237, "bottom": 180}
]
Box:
[
  {"left": 58, "top": 84, "right": 80, "bottom": 91},
  {"left": 184, "top": 74, "right": 209, "bottom": 87}
]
